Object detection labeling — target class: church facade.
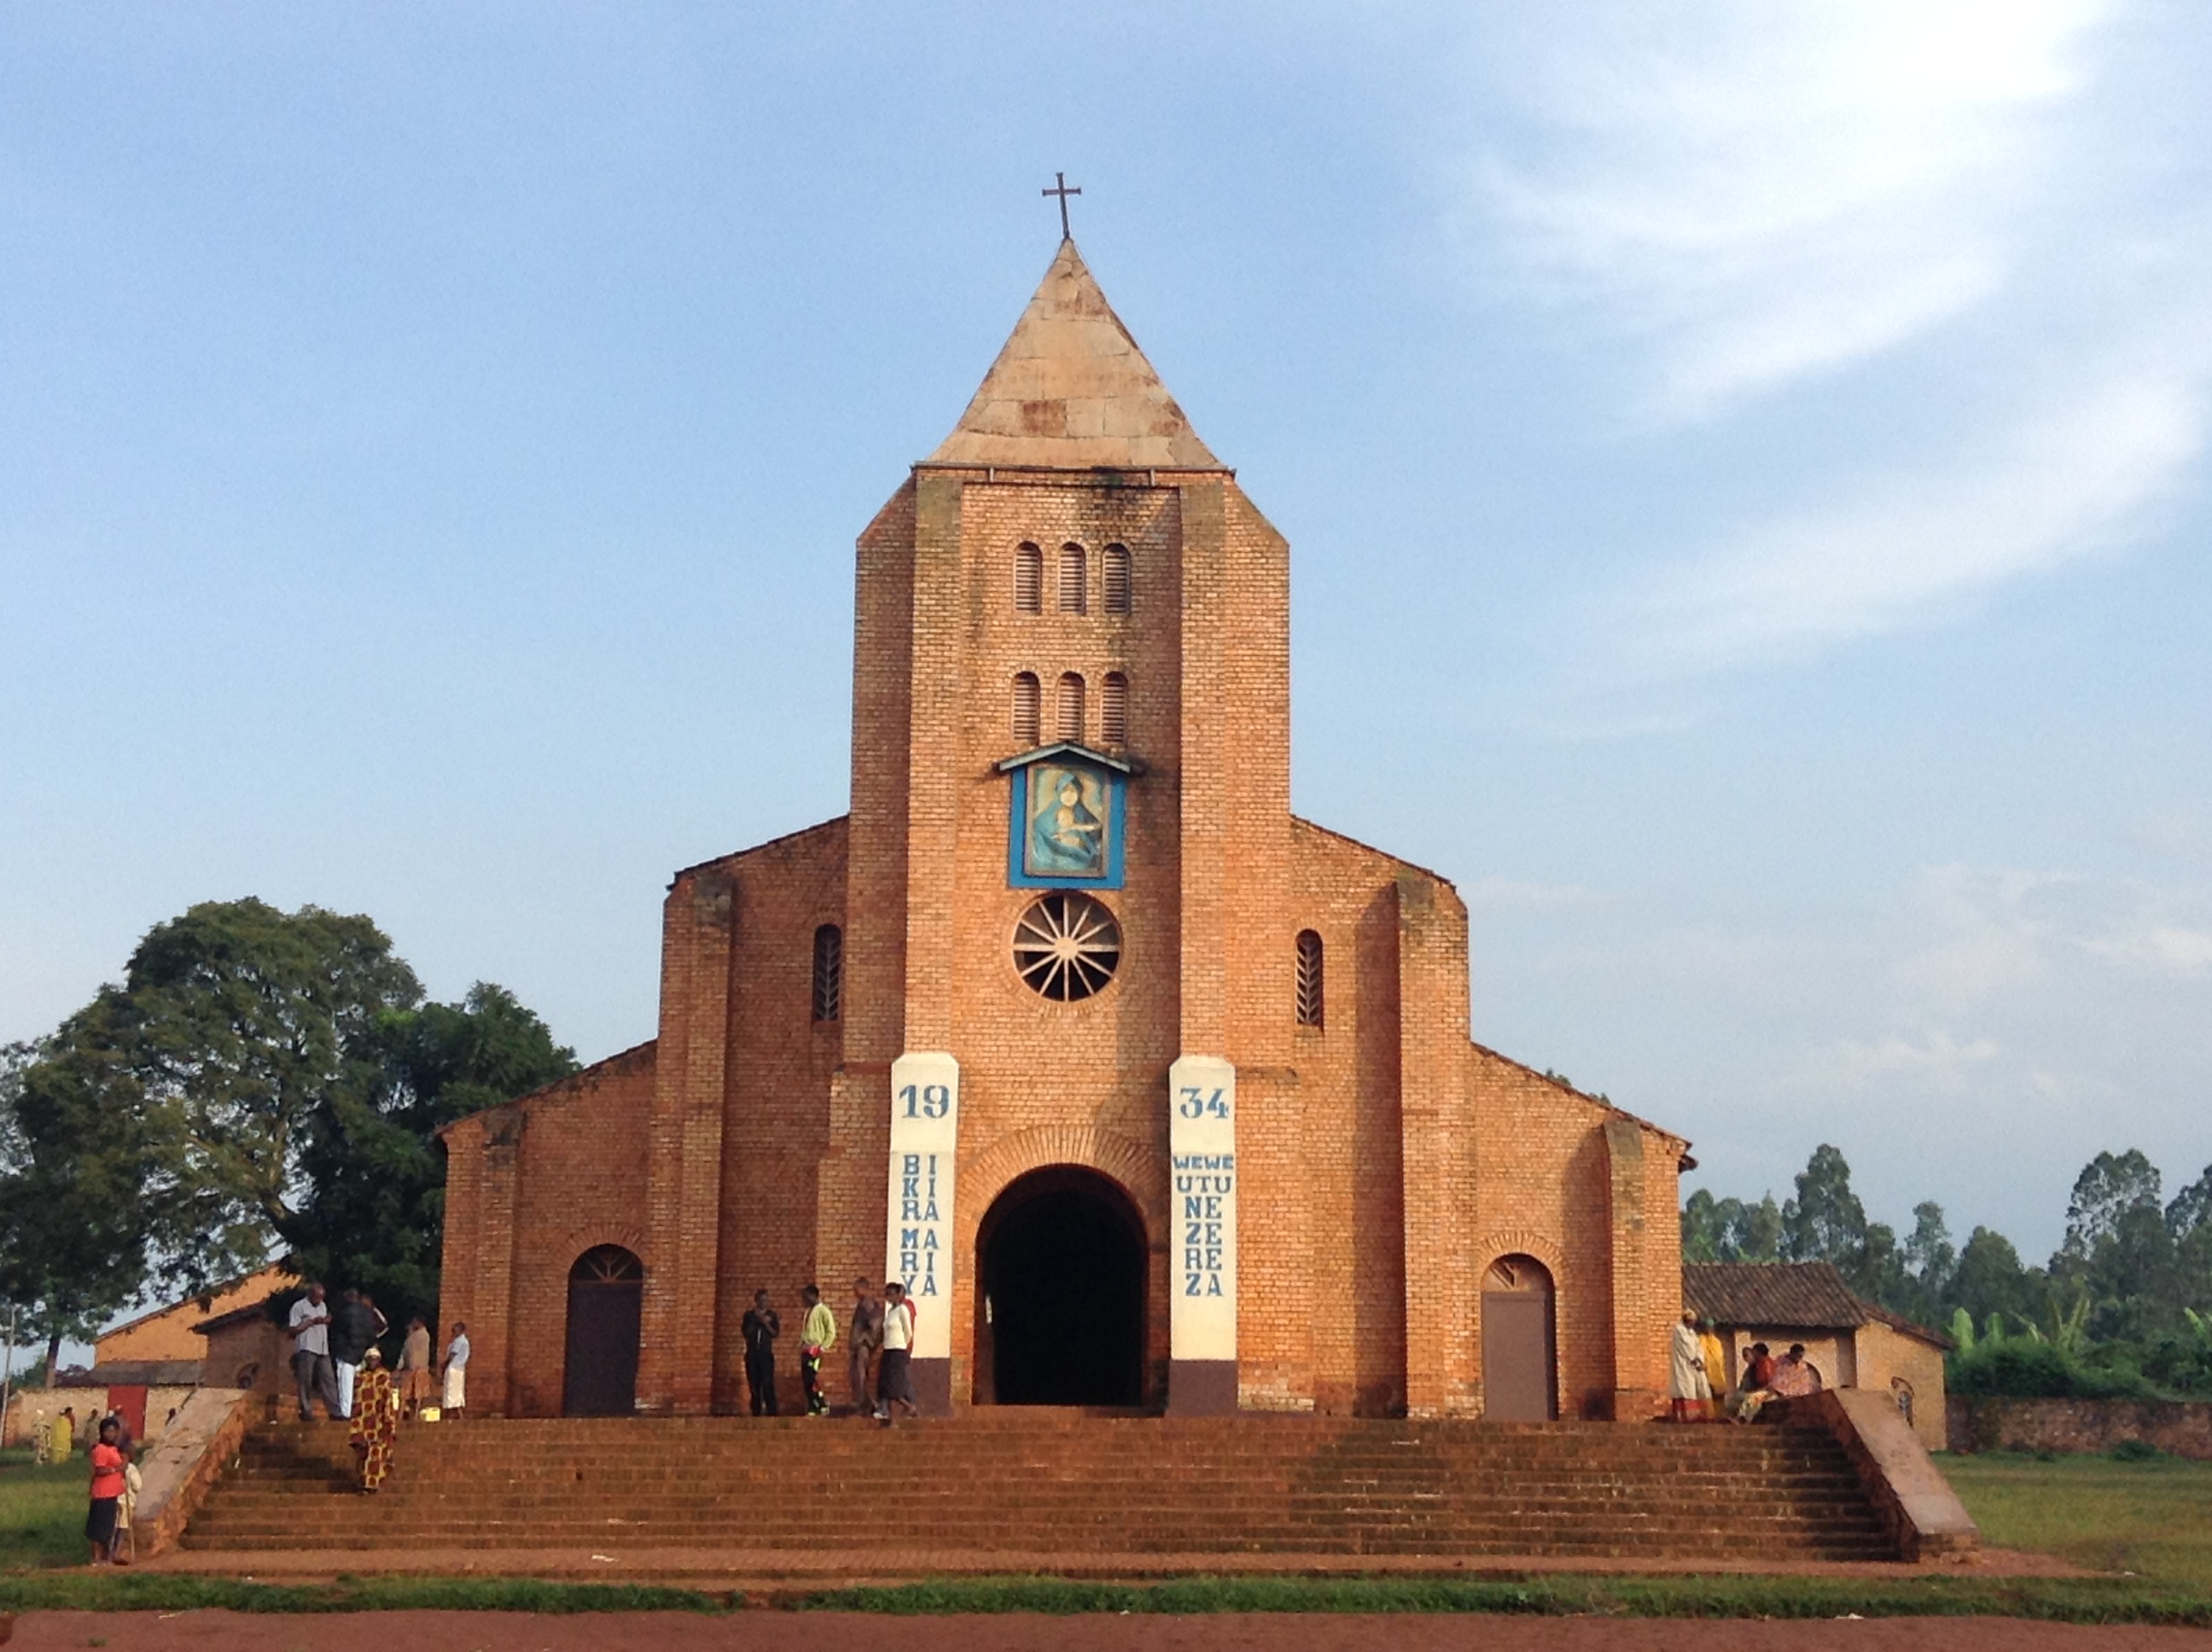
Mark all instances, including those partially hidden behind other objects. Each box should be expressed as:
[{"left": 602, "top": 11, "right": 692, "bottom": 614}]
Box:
[{"left": 437, "top": 240, "right": 1690, "bottom": 1423}]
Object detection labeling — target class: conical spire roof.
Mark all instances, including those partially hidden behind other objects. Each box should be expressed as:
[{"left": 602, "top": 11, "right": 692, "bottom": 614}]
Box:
[{"left": 926, "top": 240, "right": 1221, "bottom": 469}]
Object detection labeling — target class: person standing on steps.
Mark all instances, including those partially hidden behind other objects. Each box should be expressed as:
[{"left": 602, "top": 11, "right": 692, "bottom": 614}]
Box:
[
  {"left": 742, "top": 1288, "right": 782, "bottom": 1416},
  {"left": 1696, "top": 1318, "right": 1729, "bottom": 1422},
  {"left": 1668, "top": 1308, "right": 1708, "bottom": 1422},
  {"left": 847, "top": 1277, "right": 882, "bottom": 1417},
  {"left": 875, "top": 1280, "right": 917, "bottom": 1425},
  {"left": 330, "top": 1287, "right": 384, "bottom": 1419},
  {"left": 287, "top": 1283, "right": 341, "bottom": 1422},
  {"left": 441, "top": 1321, "right": 471, "bottom": 1420},
  {"left": 349, "top": 1346, "right": 400, "bottom": 1491},
  {"left": 397, "top": 1316, "right": 435, "bottom": 1418},
  {"left": 800, "top": 1283, "right": 837, "bottom": 1416}
]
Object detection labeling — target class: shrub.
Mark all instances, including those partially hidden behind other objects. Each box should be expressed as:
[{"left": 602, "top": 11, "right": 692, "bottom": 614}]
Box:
[{"left": 1948, "top": 1338, "right": 2158, "bottom": 1399}]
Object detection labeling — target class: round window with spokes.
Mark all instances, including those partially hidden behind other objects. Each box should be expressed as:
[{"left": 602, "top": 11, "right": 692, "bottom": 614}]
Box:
[{"left": 1012, "top": 893, "right": 1122, "bottom": 1002}]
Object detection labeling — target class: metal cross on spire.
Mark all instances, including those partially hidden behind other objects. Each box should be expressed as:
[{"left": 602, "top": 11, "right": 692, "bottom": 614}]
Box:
[{"left": 1042, "top": 172, "right": 1081, "bottom": 241}]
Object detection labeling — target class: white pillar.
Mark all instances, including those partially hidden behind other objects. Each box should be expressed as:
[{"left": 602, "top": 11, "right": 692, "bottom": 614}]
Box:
[
  {"left": 885, "top": 1051, "right": 959, "bottom": 1414},
  {"left": 1167, "top": 1054, "right": 1238, "bottom": 1413}
]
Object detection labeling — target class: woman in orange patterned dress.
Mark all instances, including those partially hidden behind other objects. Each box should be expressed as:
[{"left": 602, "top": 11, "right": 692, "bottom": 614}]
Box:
[{"left": 348, "top": 1347, "right": 400, "bottom": 1492}]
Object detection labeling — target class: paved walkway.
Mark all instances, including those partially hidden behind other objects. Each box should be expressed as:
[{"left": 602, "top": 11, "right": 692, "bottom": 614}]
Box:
[{"left": 142, "top": 1543, "right": 2086, "bottom": 1586}]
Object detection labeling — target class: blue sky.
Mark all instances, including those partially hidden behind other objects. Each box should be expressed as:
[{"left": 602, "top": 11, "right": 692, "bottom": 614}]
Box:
[{"left": 3, "top": 2, "right": 2209, "bottom": 1267}]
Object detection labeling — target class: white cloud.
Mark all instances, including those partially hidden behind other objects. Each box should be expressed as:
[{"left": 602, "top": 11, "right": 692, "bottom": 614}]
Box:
[
  {"left": 1474, "top": 0, "right": 2112, "bottom": 417},
  {"left": 1458, "top": 0, "right": 2212, "bottom": 673},
  {"left": 1826, "top": 1028, "right": 2000, "bottom": 1081},
  {"left": 1639, "top": 365, "right": 2205, "bottom": 670}
]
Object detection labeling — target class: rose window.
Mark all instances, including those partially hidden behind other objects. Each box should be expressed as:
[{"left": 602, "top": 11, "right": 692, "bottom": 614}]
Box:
[{"left": 1012, "top": 893, "right": 1121, "bottom": 1001}]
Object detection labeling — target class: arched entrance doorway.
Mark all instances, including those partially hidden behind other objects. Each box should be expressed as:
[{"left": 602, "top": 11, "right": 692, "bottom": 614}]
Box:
[
  {"left": 1480, "top": 1254, "right": 1557, "bottom": 1422},
  {"left": 975, "top": 1166, "right": 1146, "bottom": 1406},
  {"left": 563, "top": 1245, "right": 643, "bottom": 1416}
]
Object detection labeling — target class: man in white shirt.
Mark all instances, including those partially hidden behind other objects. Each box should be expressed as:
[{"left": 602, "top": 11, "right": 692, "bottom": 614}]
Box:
[
  {"left": 286, "top": 1283, "right": 341, "bottom": 1421},
  {"left": 441, "top": 1322, "right": 471, "bottom": 1420}
]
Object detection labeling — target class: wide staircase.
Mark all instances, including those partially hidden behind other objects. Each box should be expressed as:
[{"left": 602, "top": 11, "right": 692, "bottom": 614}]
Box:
[{"left": 182, "top": 1411, "right": 1895, "bottom": 1561}]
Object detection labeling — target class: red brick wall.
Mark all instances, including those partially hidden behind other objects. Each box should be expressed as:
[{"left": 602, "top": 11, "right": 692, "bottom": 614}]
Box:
[
  {"left": 438, "top": 459, "right": 1691, "bottom": 1423},
  {"left": 438, "top": 1042, "right": 658, "bottom": 1416}
]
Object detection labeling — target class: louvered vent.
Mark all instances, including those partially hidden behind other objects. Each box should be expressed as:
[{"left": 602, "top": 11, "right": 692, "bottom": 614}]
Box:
[
  {"left": 811, "top": 924, "right": 842, "bottom": 1022},
  {"left": 1014, "top": 542, "right": 1042, "bottom": 613},
  {"left": 1058, "top": 542, "right": 1087, "bottom": 613},
  {"left": 1101, "top": 672, "right": 1128, "bottom": 745},
  {"left": 1056, "top": 672, "right": 1085, "bottom": 742},
  {"left": 1295, "top": 929, "right": 1324, "bottom": 1027},
  {"left": 1103, "top": 544, "right": 1131, "bottom": 614},
  {"left": 1011, "top": 672, "right": 1041, "bottom": 746}
]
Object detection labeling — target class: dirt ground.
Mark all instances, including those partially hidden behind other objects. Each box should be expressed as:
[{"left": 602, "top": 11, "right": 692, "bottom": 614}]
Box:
[{"left": 8, "top": 1613, "right": 2212, "bottom": 1651}]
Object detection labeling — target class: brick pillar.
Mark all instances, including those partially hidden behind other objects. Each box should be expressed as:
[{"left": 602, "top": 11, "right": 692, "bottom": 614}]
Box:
[
  {"left": 1169, "top": 479, "right": 1240, "bottom": 1412},
  {"left": 1604, "top": 1118, "right": 1661, "bottom": 1421},
  {"left": 1399, "top": 873, "right": 1475, "bottom": 1417},
  {"left": 889, "top": 472, "right": 964, "bottom": 1415},
  {"left": 434, "top": 1120, "right": 481, "bottom": 1358},
  {"left": 637, "top": 867, "right": 734, "bottom": 1414},
  {"left": 470, "top": 1109, "right": 523, "bottom": 1416}
]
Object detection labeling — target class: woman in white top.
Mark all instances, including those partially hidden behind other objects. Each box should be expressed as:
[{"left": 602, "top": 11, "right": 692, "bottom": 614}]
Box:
[{"left": 874, "top": 1283, "right": 917, "bottom": 1423}]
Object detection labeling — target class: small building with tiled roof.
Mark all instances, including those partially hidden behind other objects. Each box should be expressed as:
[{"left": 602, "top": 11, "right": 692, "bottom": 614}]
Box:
[{"left": 1684, "top": 1261, "right": 1952, "bottom": 1450}]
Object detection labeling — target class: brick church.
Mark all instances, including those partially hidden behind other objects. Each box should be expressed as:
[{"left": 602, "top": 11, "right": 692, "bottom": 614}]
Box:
[{"left": 438, "top": 236, "right": 1690, "bottom": 1424}]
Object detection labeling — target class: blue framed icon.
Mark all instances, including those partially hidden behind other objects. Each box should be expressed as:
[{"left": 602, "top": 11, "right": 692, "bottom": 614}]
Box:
[{"left": 1004, "top": 751, "right": 1127, "bottom": 889}]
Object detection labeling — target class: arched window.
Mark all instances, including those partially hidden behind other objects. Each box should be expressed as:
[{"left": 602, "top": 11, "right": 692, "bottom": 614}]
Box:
[
  {"left": 811, "top": 923, "right": 842, "bottom": 1022},
  {"left": 1103, "top": 544, "right": 1131, "bottom": 614},
  {"left": 1014, "top": 542, "right": 1042, "bottom": 614},
  {"left": 1056, "top": 672, "right": 1086, "bottom": 742},
  {"left": 1295, "top": 929, "right": 1324, "bottom": 1027},
  {"left": 1058, "top": 543, "right": 1087, "bottom": 614},
  {"left": 1011, "top": 672, "right": 1041, "bottom": 747},
  {"left": 1100, "top": 672, "right": 1128, "bottom": 746}
]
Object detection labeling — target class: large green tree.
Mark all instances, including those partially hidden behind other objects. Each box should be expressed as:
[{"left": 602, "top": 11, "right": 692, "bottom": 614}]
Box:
[
  {"left": 1947, "top": 1225, "right": 2042, "bottom": 1329},
  {"left": 280, "top": 983, "right": 575, "bottom": 1337},
  {"left": 0, "top": 1038, "right": 151, "bottom": 1379},
  {"left": 3, "top": 899, "right": 573, "bottom": 1362},
  {"left": 1680, "top": 1189, "right": 1782, "bottom": 1263}
]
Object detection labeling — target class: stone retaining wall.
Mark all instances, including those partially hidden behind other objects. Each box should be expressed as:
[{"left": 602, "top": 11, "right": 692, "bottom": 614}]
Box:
[{"left": 1947, "top": 1397, "right": 2212, "bottom": 1458}]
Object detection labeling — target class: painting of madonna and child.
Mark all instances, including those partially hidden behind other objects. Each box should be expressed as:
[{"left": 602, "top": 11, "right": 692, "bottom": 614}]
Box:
[{"left": 1022, "top": 762, "right": 1117, "bottom": 882}]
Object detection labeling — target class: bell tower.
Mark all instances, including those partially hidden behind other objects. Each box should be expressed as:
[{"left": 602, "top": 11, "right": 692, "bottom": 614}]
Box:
[{"left": 826, "top": 236, "right": 1293, "bottom": 1411}]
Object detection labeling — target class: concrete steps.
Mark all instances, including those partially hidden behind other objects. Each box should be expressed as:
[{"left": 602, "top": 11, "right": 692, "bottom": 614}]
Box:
[{"left": 182, "top": 1413, "right": 1897, "bottom": 1561}]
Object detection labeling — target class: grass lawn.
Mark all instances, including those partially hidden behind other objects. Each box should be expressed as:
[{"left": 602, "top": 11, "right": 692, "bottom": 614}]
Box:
[
  {"left": 1943, "top": 1451, "right": 2212, "bottom": 1589},
  {"left": 0, "top": 1446, "right": 90, "bottom": 1569}
]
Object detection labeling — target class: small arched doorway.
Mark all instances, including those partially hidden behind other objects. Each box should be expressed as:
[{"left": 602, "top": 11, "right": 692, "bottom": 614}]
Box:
[
  {"left": 563, "top": 1245, "right": 643, "bottom": 1416},
  {"left": 976, "top": 1166, "right": 1146, "bottom": 1406},
  {"left": 1480, "top": 1254, "right": 1557, "bottom": 1422}
]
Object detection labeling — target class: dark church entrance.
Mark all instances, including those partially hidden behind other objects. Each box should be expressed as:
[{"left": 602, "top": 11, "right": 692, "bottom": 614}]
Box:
[
  {"left": 976, "top": 1166, "right": 1146, "bottom": 1406},
  {"left": 563, "top": 1245, "right": 643, "bottom": 1416}
]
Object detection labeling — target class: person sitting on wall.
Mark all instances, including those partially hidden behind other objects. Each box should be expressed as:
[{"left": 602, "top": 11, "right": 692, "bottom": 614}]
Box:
[
  {"left": 1770, "top": 1342, "right": 1819, "bottom": 1399},
  {"left": 1729, "top": 1341, "right": 1778, "bottom": 1423}
]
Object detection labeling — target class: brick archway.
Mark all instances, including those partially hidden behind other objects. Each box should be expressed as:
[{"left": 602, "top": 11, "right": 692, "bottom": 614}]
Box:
[
  {"left": 956, "top": 1126, "right": 1165, "bottom": 1407},
  {"left": 958, "top": 1126, "right": 1162, "bottom": 1247}
]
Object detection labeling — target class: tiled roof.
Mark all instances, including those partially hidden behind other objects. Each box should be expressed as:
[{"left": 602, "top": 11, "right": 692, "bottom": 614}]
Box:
[
  {"left": 67, "top": 1359, "right": 205, "bottom": 1387},
  {"left": 1682, "top": 1261, "right": 1951, "bottom": 1348}
]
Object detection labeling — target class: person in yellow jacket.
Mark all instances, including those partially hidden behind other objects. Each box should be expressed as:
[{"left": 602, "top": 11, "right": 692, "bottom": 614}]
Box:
[
  {"left": 1697, "top": 1318, "right": 1730, "bottom": 1421},
  {"left": 800, "top": 1283, "right": 838, "bottom": 1416}
]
